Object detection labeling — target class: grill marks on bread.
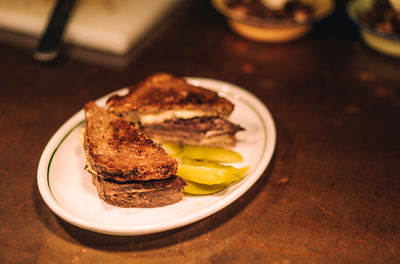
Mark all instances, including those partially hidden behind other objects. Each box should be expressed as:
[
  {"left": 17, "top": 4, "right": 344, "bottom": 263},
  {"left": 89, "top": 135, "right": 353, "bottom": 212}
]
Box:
[
  {"left": 84, "top": 101, "right": 177, "bottom": 182},
  {"left": 109, "top": 119, "right": 153, "bottom": 150},
  {"left": 105, "top": 73, "right": 243, "bottom": 147},
  {"left": 107, "top": 73, "right": 234, "bottom": 118}
]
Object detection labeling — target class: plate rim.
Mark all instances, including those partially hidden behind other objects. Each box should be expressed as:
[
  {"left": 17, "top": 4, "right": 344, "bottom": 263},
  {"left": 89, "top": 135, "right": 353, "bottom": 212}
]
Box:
[{"left": 37, "top": 77, "right": 276, "bottom": 236}]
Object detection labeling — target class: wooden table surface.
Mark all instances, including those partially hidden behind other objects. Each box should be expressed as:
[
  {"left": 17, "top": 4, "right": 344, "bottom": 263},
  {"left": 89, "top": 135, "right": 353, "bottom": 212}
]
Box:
[{"left": 1, "top": 0, "right": 400, "bottom": 263}]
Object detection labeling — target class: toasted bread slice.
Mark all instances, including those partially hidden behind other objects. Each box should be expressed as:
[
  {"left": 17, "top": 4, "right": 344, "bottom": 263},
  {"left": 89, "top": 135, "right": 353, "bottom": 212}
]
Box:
[
  {"left": 92, "top": 175, "right": 186, "bottom": 208},
  {"left": 84, "top": 101, "right": 178, "bottom": 182},
  {"left": 106, "top": 73, "right": 243, "bottom": 147},
  {"left": 106, "top": 73, "right": 234, "bottom": 124}
]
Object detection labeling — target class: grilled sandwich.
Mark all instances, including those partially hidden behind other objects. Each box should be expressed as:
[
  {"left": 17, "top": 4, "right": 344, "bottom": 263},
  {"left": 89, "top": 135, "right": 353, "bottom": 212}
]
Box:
[
  {"left": 91, "top": 174, "right": 185, "bottom": 208},
  {"left": 84, "top": 101, "right": 185, "bottom": 207},
  {"left": 106, "top": 73, "right": 244, "bottom": 148}
]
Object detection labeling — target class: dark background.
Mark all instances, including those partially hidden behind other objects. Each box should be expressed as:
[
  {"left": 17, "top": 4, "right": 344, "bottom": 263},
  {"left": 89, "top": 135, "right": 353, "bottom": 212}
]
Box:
[{"left": 0, "top": 0, "right": 399, "bottom": 263}]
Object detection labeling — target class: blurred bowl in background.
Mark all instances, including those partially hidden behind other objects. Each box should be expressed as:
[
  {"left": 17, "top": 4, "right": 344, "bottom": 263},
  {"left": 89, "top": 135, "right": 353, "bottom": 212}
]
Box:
[
  {"left": 347, "top": 0, "right": 400, "bottom": 58},
  {"left": 211, "top": 0, "right": 335, "bottom": 43}
]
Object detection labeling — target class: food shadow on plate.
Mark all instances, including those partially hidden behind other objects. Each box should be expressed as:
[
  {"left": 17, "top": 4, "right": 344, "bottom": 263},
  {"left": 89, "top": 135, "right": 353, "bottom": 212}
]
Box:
[{"left": 52, "top": 161, "right": 275, "bottom": 251}]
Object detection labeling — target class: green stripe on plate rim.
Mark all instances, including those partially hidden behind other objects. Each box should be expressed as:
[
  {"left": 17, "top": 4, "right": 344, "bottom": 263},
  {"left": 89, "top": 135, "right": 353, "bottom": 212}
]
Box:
[{"left": 47, "top": 120, "right": 85, "bottom": 198}]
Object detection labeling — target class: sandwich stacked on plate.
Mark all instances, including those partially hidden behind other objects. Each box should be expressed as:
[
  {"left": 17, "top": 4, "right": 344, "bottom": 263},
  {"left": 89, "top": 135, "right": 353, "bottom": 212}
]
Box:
[
  {"left": 84, "top": 101, "right": 185, "bottom": 208},
  {"left": 83, "top": 73, "right": 244, "bottom": 208},
  {"left": 107, "top": 73, "right": 243, "bottom": 148}
]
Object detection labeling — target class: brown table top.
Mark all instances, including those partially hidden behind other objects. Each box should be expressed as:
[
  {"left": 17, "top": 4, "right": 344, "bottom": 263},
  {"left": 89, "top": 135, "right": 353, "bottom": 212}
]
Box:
[{"left": 1, "top": 0, "right": 400, "bottom": 263}]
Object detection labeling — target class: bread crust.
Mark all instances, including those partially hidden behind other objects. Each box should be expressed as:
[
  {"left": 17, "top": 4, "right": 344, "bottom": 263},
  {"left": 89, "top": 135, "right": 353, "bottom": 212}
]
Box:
[
  {"left": 106, "top": 73, "right": 243, "bottom": 147},
  {"left": 106, "top": 73, "right": 234, "bottom": 121},
  {"left": 92, "top": 175, "right": 186, "bottom": 208},
  {"left": 84, "top": 101, "right": 178, "bottom": 182}
]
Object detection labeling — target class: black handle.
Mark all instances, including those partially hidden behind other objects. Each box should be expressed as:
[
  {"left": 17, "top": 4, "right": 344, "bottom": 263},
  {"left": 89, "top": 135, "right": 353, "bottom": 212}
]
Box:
[{"left": 33, "top": 0, "right": 76, "bottom": 62}]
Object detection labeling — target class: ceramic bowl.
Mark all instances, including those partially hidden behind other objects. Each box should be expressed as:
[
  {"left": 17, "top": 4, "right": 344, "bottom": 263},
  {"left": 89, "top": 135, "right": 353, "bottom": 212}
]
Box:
[
  {"left": 211, "top": 0, "right": 335, "bottom": 42},
  {"left": 347, "top": 0, "right": 400, "bottom": 58}
]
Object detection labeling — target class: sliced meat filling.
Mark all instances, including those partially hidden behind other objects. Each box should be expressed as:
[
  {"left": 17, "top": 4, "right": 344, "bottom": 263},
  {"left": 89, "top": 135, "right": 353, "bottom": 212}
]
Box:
[{"left": 139, "top": 116, "right": 244, "bottom": 147}]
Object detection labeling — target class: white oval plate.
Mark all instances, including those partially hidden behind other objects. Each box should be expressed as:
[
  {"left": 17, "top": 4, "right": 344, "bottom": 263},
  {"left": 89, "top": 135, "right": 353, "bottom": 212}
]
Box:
[{"left": 37, "top": 77, "right": 276, "bottom": 236}]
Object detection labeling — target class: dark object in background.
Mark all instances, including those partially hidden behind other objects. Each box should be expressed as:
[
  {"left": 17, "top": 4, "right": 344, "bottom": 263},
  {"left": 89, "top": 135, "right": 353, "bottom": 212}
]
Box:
[
  {"left": 361, "top": 0, "right": 400, "bottom": 35},
  {"left": 33, "top": 0, "right": 76, "bottom": 62},
  {"left": 225, "top": 0, "right": 314, "bottom": 23}
]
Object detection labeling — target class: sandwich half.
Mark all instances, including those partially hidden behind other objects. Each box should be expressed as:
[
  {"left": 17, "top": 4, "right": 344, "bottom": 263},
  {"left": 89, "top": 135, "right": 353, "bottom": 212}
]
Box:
[
  {"left": 106, "top": 73, "right": 244, "bottom": 148},
  {"left": 91, "top": 175, "right": 185, "bottom": 208},
  {"left": 84, "top": 101, "right": 185, "bottom": 207}
]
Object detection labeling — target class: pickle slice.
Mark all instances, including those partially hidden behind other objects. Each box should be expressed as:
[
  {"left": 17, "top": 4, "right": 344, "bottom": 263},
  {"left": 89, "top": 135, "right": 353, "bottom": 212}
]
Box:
[
  {"left": 163, "top": 143, "right": 250, "bottom": 195},
  {"left": 177, "top": 158, "right": 250, "bottom": 185},
  {"left": 184, "top": 180, "right": 226, "bottom": 195},
  {"left": 162, "top": 142, "right": 243, "bottom": 163},
  {"left": 161, "top": 142, "right": 181, "bottom": 156}
]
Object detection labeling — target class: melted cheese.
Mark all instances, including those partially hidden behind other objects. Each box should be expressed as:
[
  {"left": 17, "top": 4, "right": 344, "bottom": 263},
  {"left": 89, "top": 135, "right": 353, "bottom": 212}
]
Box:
[
  {"left": 139, "top": 110, "right": 204, "bottom": 124},
  {"left": 85, "top": 160, "right": 97, "bottom": 175}
]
